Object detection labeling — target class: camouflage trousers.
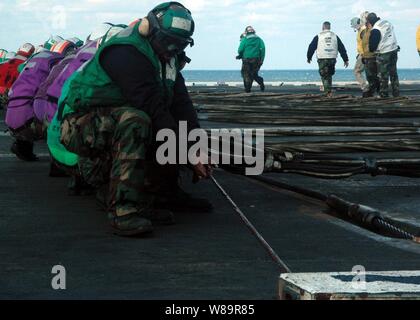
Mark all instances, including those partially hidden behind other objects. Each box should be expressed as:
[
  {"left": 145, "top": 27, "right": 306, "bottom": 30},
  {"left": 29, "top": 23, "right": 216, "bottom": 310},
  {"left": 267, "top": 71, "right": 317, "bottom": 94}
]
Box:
[
  {"left": 376, "top": 50, "right": 400, "bottom": 98},
  {"left": 354, "top": 55, "right": 368, "bottom": 92},
  {"left": 318, "top": 59, "right": 336, "bottom": 94},
  {"left": 241, "top": 58, "right": 264, "bottom": 93},
  {"left": 60, "top": 106, "right": 152, "bottom": 217},
  {"left": 364, "top": 57, "right": 380, "bottom": 96}
]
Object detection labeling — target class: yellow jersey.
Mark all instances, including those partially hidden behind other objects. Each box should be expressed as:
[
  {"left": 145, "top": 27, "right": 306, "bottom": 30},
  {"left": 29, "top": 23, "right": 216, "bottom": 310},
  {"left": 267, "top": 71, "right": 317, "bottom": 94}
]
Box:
[
  {"left": 416, "top": 25, "right": 420, "bottom": 52},
  {"left": 361, "top": 26, "right": 375, "bottom": 59}
]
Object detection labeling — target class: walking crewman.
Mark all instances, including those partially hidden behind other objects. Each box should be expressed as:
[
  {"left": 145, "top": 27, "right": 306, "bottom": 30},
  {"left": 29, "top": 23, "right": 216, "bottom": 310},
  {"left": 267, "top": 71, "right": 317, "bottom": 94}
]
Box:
[
  {"left": 307, "top": 22, "right": 349, "bottom": 98},
  {"left": 360, "top": 11, "right": 380, "bottom": 97},
  {"left": 351, "top": 16, "right": 368, "bottom": 95},
  {"left": 367, "top": 13, "right": 400, "bottom": 98},
  {"left": 237, "top": 26, "right": 265, "bottom": 93}
]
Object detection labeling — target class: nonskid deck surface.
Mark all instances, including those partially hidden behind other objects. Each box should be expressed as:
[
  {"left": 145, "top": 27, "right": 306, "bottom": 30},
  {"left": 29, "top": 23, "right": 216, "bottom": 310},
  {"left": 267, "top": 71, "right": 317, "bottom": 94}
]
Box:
[{"left": 1, "top": 85, "right": 420, "bottom": 299}]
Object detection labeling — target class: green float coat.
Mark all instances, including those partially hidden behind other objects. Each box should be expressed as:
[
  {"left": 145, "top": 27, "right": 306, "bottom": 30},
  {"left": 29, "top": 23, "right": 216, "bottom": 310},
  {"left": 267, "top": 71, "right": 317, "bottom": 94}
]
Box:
[
  {"left": 64, "top": 20, "right": 178, "bottom": 113},
  {"left": 48, "top": 20, "right": 179, "bottom": 167},
  {"left": 238, "top": 34, "right": 266, "bottom": 61}
]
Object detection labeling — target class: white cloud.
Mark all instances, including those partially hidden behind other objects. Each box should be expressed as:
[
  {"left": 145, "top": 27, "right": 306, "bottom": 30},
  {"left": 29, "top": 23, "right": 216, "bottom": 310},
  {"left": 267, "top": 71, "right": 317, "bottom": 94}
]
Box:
[{"left": 1, "top": 0, "right": 420, "bottom": 68}]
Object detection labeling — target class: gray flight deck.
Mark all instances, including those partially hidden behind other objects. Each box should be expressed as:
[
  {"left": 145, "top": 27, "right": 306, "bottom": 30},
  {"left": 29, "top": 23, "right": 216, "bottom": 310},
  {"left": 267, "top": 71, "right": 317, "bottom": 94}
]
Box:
[{"left": 1, "top": 85, "right": 420, "bottom": 299}]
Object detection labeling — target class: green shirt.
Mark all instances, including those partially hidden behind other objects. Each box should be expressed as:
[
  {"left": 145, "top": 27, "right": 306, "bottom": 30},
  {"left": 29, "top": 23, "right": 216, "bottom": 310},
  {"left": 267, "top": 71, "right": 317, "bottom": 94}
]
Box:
[{"left": 238, "top": 34, "right": 265, "bottom": 61}]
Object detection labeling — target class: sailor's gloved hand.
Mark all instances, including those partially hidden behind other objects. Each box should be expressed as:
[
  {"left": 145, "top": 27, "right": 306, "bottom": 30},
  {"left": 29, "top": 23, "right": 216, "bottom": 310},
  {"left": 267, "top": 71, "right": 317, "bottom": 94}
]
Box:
[
  {"left": 236, "top": 55, "right": 242, "bottom": 60},
  {"left": 192, "top": 163, "right": 213, "bottom": 183},
  {"left": 344, "top": 61, "right": 349, "bottom": 68},
  {"left": 190, "top": 150, "right": 213, "bottom": 183},
  {"left": 307, "top": 59, "right": 312, "bottom": 64}
]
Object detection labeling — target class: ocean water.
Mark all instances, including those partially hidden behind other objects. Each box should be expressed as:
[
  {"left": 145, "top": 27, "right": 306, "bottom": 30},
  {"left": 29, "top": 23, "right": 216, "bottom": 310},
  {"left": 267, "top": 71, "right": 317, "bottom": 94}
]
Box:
[{"left": 182, "top": 69, "right": 420, "bottom": 83}]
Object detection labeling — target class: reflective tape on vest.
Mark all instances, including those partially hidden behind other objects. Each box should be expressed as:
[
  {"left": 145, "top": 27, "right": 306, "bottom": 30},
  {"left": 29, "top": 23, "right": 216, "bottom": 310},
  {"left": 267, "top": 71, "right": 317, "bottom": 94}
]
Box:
[
  {"left": 373, "top": 20, "right": 398, "bottom": 54},
  {"left": 317, "top": 31, "right": 338, "bottom": 59}
]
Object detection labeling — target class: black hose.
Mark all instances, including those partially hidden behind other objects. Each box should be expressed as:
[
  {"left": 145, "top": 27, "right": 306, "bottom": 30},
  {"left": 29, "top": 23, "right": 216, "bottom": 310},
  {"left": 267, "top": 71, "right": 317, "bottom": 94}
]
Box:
[
  {"left": 250, "top": 175, "right": 327, "bottom": 202},
  {"left": 248, "top": 175, "right": 419, "bottom": 242}
]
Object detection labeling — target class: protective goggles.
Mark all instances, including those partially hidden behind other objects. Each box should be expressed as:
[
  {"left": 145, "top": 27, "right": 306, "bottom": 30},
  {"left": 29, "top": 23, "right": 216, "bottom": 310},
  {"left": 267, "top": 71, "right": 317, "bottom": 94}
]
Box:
[{"left": 151, "top": 28, "right": 194, "bottom": 56}]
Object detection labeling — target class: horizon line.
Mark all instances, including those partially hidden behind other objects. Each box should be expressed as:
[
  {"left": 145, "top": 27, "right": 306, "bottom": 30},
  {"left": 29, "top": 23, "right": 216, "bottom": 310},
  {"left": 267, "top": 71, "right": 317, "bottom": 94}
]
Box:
[{"left": 183, "top": 68, "right": 420, "bottom": 71}]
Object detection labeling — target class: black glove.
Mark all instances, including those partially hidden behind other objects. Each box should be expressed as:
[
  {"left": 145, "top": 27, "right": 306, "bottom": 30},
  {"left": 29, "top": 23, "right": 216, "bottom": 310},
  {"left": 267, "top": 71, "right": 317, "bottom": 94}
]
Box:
[{"left": 236, "top": 55, "right": 242, "bottom": 60}]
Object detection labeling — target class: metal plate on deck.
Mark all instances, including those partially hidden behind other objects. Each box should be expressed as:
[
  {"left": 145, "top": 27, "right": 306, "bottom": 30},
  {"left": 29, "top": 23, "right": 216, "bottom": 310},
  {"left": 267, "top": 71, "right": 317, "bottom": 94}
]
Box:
[{"left": 279, "top": 271, "right": 420, "bottom": 300}]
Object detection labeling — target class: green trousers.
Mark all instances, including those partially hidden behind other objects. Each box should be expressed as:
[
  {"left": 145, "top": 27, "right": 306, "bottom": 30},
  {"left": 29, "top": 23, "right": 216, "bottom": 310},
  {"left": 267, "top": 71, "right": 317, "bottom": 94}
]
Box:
[
  {"left": 61, "top": 106, "right": 152, "bottom": 217},
  {"left": 376, "top": 50, "right": 400, "bottom": 98},
  {"left": 364, "top": 57, "right": 380, "bottom": 96},
  {"left": 318, "top": 59, "right": 336, "bottom": 94}
]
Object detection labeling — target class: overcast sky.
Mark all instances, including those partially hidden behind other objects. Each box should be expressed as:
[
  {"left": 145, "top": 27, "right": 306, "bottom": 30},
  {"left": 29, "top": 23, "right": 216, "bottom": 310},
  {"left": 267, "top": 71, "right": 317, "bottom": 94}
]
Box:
[{"left": 1, "top": 0, "right": 419, "bottom": 70}]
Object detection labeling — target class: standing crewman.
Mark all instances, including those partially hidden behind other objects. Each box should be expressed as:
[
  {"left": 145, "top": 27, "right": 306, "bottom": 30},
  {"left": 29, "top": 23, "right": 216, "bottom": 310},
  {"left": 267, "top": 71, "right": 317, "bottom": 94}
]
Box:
[
  {"left": 367, "top": 13, "right": 400, "bottom": 98},
  {"left": 307, "top": 22, "right": 349, "bottom": 98},
  {"left": 351, "top": 16, "right": 368, "bottom": 95},
  {"left": 360, "top": 12, "right": 380, "bottom": 97},
  {"left": 58, "top": 2, "right": 212, "bottom": 237},
  {"left": 416, "top": 23, "right": 420, "bottom": 58},
  {"left": 237, "top": 26, "right": 265, "bottom": 93}
]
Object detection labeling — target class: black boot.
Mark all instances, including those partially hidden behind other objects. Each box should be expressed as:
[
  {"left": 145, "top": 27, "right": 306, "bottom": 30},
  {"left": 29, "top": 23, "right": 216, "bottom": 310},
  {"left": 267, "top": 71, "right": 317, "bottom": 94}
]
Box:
[
  {"left": 362, "top": 91, "right": 373, "bottom": 98},
  {"left": 11, "top": 140, "right": 38, "bottom": 162},
  {"left": 49, "top": 160, "right": 70, "bottom": 178},
  {"left": 98, "top": 186, "right": 175, "bottom": 226},
  {"left": 109, "top": 213, "right": 154, "bottom": 237},
  {"left": 109, "top": 209, "right": 174, "bottom": 237},
  {"left": 68, "top": 175, "right": 96, "bottom": 196}
]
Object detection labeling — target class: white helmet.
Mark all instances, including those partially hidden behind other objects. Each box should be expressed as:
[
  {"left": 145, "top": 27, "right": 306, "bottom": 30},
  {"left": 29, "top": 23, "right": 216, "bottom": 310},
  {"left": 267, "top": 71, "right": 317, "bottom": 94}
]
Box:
[
  {"left": 350, "top": 17, "right": 361, "bottom": 30},
  {"left": 360, "top": 11, "right": 369, "bottom": 26},
  {"left": 5, "top": 52, "right": 16, "bottom": 59},
  {"left": 35, "top": 45, "right": 47, "bottom": 54},
  {"left": 101, "top": 25, "right": 126, "bottom": 43},
  {"left": 88, "top": 23, "right": 126, "bottom": 47},
  {"left": 67, "top": 37, "right": 84, "bottom": 47},
  {"left": 87, "top": 22, "right": 116, "bottom": 42},
  {"left": 44, "top": 35, "right": 64, "bottom": 50},
  {"left": 17, "top": 43, "right": 35, "bottom": 58}
]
